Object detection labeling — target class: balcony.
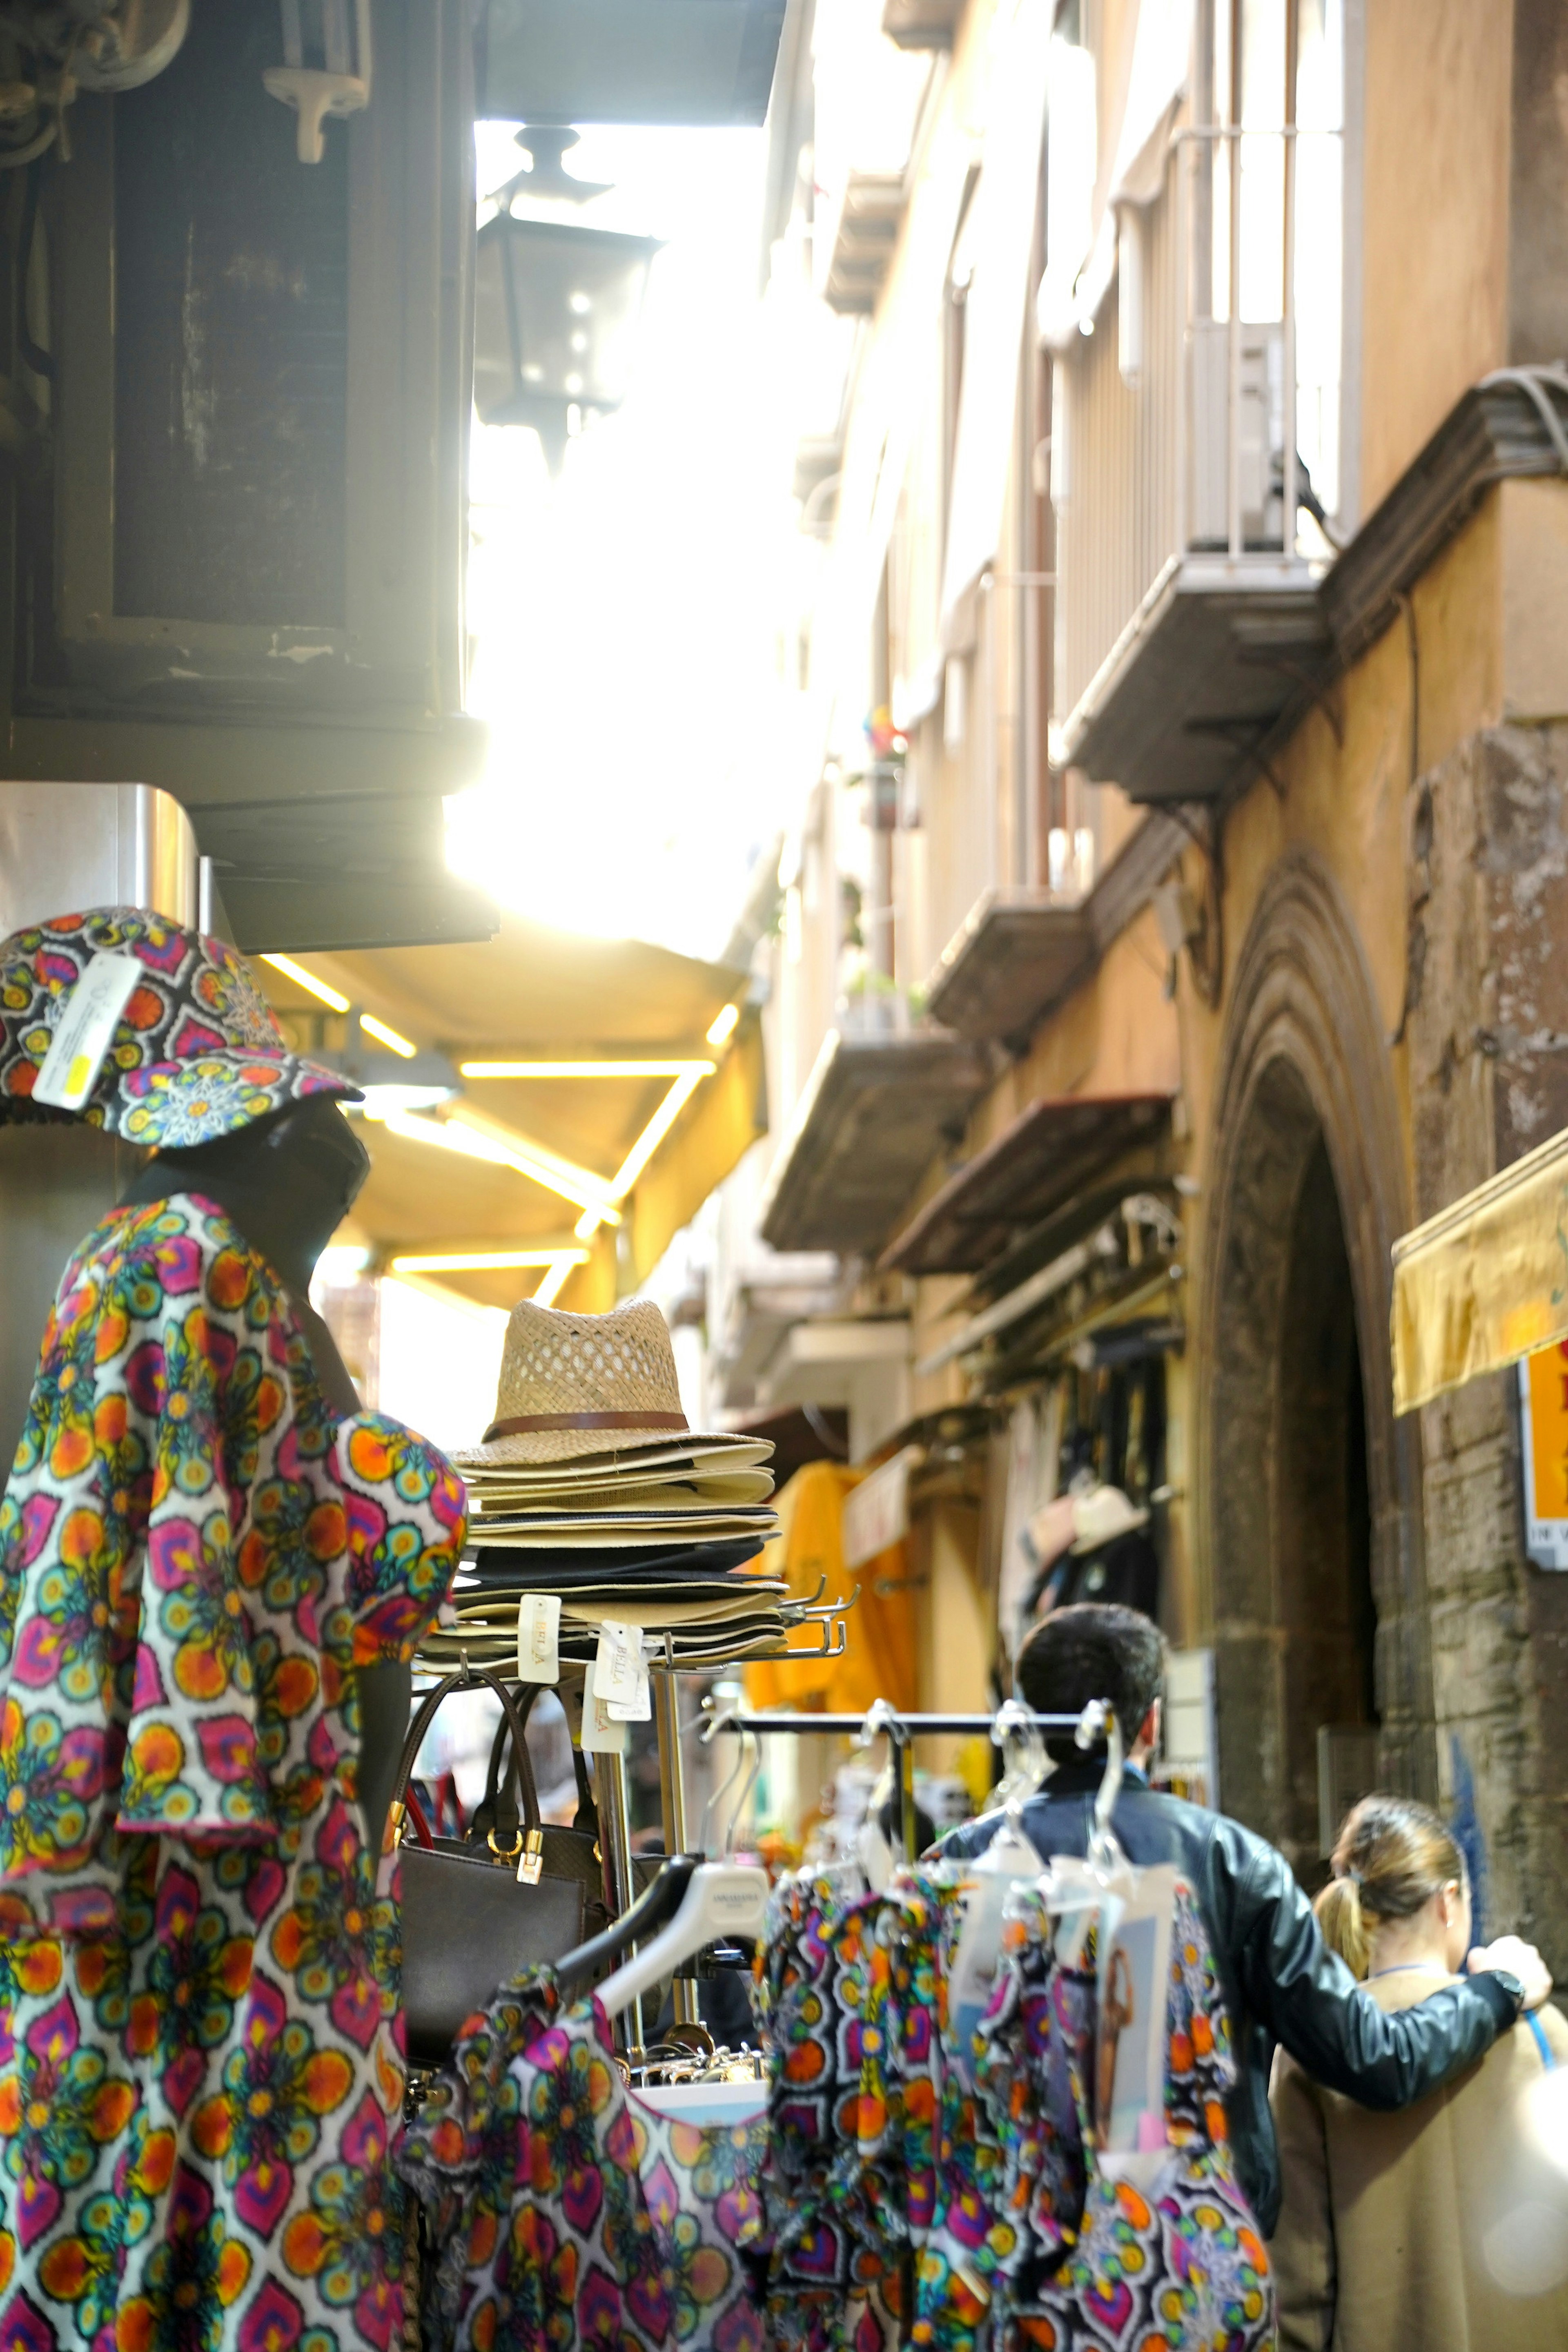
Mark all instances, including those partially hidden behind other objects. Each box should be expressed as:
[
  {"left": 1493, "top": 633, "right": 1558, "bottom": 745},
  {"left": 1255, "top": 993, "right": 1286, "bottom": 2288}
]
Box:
[
  {"left": 820, "top": 174, "right": 908, "bottom": 314},
  {"left": 926, "top": 891, "right": 1095, "bottom": 1049},
  {"left": 881, "top": 0, "right": 962, "bottom": 51},
  {"left": 1049, "top": 121, "right": 1336, "bottom": 804},
  {"left": 758, "top": 1026, "right": 991, "bottom": 1255},
  {"left": 812, "top": 0, "right": 929, "bottom": 317},
  {"left": 882, "top": 1092, "right": 1174, "bottom": 1276}
]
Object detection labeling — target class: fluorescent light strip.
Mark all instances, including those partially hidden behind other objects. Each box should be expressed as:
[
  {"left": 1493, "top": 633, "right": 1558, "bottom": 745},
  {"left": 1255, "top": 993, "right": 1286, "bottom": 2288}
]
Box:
[
  {"left": 575, "top": 1067, "right": 708, "bottom": 1238},
  {"left": 442, "top": 1106, "right": 618, "bottom": 1213},
  {"left": 371, "top": 1108, "right": 621, "bottom": 1225},
  {"left": 262, "top": 954, "right": 349, "bottom": 1014},
  {"left": 706, "top": 1002, "right": 740, "bottom": 1046},
  {"left": 360, "top": 1012, "right": 418, "bottom": 1059},
  {"left": 461, "top": 1059, "right": 715, "bottom": 1081},
  {"left": 532, "top": 1258, "right": 577, "bottom": 1308},
  {"left": 391, "top": 1250, "right": 588, "bottom": 1274}
]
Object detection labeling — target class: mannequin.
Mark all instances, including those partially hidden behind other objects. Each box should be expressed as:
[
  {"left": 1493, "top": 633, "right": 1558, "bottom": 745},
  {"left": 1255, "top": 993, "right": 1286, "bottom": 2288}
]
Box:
[{"left": 119, "top": 1096, "right": 410, "bottom": 1853}]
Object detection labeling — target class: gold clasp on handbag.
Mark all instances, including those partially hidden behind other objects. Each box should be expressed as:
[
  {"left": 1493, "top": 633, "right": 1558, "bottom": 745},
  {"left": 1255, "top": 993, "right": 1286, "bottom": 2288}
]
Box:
[
  {"left": 488, "top": 1827, "right": 524, "bottom": 1867},
  {"left": 516, "top": 1827, "right": 544, "bottom": 1887}
]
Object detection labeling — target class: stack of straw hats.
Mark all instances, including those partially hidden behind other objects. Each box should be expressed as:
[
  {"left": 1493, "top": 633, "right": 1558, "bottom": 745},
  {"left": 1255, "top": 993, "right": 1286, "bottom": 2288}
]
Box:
[{"left": 419, "top": 1297, "right": 791, "bottom": 1674}]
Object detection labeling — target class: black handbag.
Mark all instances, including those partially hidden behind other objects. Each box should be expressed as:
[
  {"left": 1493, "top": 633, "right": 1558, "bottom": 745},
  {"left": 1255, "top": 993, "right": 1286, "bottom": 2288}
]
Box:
[
  {"left": 391, "top": 1670, "right": 607, "bottom": 2067},
  {"left": 467, "top": 1684, "right": 610, "bottom": 1928}
]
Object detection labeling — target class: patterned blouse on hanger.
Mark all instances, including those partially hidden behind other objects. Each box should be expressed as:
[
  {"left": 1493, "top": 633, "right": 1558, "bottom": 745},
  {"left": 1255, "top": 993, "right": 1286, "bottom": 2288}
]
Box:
[{"left": 399, "top": 1964, "right": 769, "bottom": 2352}]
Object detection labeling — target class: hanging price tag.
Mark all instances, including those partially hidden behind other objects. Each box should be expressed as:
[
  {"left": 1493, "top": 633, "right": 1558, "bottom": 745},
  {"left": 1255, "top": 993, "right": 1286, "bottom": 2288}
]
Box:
[
  {"left": 595, "top": 1619, "right": 650, "bottom": 1722},
  {"left": 515, "top": 1592, "right": 561, "bottom": 1683},
  {"left": 579, "top": 1657, "right": 629, "bottom": 1755},
  {"left": 31, "top": 954, "right": 144, "bottom": 1112}
]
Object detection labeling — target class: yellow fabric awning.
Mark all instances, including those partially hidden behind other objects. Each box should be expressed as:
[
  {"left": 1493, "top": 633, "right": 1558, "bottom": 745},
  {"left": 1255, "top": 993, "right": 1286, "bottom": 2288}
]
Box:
[
  {"left": 258, "top": 913, "right": 764, "bottom": 1313},
  {"left": 1392, "top": 1123, "right": 1568, "bottom": 1413}
]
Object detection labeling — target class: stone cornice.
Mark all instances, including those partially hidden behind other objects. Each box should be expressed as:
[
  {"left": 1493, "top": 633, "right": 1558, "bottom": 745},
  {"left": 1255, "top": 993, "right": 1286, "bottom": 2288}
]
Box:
[{"left": 1323, "top": 371, "right": 1568, "bottom": 670}]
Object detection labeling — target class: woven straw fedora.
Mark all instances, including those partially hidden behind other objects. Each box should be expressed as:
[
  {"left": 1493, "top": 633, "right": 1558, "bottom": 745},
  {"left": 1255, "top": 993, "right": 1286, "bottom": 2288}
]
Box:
[{"left": 454, "top": 1295, "right": 754, "bottom": 1469}]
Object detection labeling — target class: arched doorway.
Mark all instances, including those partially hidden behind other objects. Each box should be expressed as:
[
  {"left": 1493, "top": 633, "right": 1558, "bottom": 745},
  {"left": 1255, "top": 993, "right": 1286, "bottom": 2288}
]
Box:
[{"left": 1200, "top": 853, "right": 1434, "bottom": 1876}]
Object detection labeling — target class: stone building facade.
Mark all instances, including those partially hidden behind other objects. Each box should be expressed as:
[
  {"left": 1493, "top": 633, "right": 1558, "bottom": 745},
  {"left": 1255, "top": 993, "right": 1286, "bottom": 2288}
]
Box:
[{"left": 710, "top": 0, "right": 1568, "bottom": 1961}]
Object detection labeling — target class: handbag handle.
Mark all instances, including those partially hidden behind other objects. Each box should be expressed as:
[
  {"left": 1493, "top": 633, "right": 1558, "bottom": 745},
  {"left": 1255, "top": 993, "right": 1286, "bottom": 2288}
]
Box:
[
  {"left": 480, "top": 1690, "right": 600, "bottom": 1845},
  {"left": 387, "top": 1669, "right": 544, "bottom": 1849}
]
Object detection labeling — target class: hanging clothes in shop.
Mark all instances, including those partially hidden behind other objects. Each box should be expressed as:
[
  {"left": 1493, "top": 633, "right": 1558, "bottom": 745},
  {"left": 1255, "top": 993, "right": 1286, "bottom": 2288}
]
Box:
[
  {"left": 756, "top": 1864, "right": 1274, "bottom": 2352},
  {"left": 400, "top": 1966, "right": 769, "bottom": 2352},
  {"left": 407, "top": 1838, "right": 1273, "bottom": 2352},
  {"left": 744, "top": 1464, "right": 917, "bottom": 1717},
  {"left": 0, "top": 1194, "right": 467, "bottom": 2351}
]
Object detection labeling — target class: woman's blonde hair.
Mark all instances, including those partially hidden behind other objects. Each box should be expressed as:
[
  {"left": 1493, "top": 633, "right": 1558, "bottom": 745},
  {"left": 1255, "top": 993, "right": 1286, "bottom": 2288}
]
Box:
[{"left": 1314, "top": 1793, "right": 1467, "bottom": 1980}]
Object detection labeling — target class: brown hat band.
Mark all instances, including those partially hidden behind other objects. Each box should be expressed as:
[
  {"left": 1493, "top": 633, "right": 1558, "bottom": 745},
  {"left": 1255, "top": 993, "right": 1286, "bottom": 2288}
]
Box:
[{"left": 481, "top": 1409, "right": 690, "bottom": 1443}]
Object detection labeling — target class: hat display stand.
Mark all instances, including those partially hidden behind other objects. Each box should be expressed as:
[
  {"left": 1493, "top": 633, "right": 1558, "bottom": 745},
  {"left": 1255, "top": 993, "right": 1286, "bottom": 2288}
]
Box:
[{"left": 406, "top": 1293, "right": 858, "bottom": 2056}]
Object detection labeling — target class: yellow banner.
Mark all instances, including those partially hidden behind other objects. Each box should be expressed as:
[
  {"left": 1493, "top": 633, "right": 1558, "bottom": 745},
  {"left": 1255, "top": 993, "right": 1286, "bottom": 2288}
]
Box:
[{"left": 1392, "top": 1124, "right": 1568, "bottom": 1413}]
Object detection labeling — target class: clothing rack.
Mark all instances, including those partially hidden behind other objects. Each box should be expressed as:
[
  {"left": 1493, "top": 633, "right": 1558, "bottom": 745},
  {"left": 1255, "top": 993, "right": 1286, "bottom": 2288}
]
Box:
[{"left": 700, "top": 1705, "right": 1117, "bottom": 1866}]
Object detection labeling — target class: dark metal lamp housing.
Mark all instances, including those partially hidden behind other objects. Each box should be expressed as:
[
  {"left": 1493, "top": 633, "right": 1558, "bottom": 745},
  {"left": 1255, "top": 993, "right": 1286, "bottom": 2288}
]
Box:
[{"left": 474, "top": 154, "right": 662, "bottom": 474}]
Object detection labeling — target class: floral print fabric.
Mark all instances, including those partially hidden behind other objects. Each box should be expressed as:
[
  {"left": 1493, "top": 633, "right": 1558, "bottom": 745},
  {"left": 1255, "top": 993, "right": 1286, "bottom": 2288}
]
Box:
[
  {"left": 0, "top": 908, "right": 354, "bottom": 1147},
  {"left": 761, "top": 1870, "right": 1274, "bottom": 2352},
  {"left": 399, "top": 1966, "right": 768, "bottom": 2352},
  {"left": 0, "top": 1193, "right": 466, "bottom": 2350},
  {"left": 976, "top": 1884, "right": 1274, "bottom": 2352}
]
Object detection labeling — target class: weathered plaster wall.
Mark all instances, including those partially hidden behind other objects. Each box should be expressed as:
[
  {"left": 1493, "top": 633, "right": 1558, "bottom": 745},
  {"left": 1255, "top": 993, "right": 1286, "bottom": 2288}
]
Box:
[
  {"left": 1408, "top": 715, "right": 1568, "bottom": 1966},
  {"left": 1359, "top": 0, "right": 1511, "bottom": 517}
]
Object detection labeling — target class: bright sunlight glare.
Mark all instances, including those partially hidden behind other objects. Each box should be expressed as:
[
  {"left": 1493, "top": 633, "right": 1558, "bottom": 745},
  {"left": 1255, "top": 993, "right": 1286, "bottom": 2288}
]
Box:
[{"left": 447, "top": 123, "right": 800, "bottom": 959}]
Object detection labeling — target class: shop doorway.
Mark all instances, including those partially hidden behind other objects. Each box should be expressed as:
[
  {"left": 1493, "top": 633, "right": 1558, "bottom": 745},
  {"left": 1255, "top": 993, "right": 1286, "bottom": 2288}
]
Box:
[{"left": 1207, "top": 1057, "right": 1378, "bottom": 1879}]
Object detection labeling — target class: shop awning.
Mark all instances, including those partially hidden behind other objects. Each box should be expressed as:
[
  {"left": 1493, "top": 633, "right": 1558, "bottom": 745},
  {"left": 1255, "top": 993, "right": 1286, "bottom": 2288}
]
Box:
[
  {"left": 758, "top": 1028, "right": 991, "bottom": 1255},
  {"left": 882, "top": 1091, "right": 1173, "bottom": 1275},
  {"left": 1392, "top": 1124, "right": 1568, "bottom": 1413},
  {"left": 260, "top": 914, "right": 762, "bottom": 1313}
]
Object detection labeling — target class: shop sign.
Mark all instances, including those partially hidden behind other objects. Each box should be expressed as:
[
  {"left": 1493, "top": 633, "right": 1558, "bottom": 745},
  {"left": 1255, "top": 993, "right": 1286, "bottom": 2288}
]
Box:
[
  {"left": 843, "top": 1447, "right": 920, "bottom": 1568},
  {"left": 1519, "top": 1343, "right": 1568, "bottom": 1569}
]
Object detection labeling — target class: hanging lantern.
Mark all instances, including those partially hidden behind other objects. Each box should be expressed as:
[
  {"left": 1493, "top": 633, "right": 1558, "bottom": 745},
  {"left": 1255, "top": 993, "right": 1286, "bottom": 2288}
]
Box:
[{"left": 473, "top": 130, "right": 661, "bottom": 475}]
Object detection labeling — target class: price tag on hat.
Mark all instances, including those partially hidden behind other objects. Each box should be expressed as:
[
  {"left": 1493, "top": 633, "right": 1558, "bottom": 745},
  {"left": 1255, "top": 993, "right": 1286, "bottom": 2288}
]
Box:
[
  {"left": 515, "top": 1592, "right": 561, "bottom": 1683},
  {"left": 579, "top": 1657, "right": 629, "bottom": 1755},
  {"left": 595, "top": 1619, "right": 650, "bottom": 1722},
  {"left": 31, "top": 953, "right": 144, "bottom": 1112}
]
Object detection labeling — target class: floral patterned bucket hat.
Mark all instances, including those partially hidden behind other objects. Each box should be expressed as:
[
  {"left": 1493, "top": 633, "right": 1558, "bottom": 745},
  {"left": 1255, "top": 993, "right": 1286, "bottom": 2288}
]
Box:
[{"left": 0, "top": 906, "right": 360, "bottom": 1148}]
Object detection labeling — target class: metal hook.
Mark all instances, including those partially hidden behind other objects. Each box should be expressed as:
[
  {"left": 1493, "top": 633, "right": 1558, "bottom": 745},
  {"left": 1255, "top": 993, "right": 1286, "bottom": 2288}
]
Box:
[
  {"left": 723, "top": 1728, "right": 761, "bottom": 1858},
  {"left": 699, "top": 1706, "right": 748, "bottom": 1857}
]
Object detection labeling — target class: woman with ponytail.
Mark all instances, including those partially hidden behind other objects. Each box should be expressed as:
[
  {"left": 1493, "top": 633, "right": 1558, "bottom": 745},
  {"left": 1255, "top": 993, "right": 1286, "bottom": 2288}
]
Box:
[{"left": 1270, "top": 1794, "right": 1568, "bottom": 2349}]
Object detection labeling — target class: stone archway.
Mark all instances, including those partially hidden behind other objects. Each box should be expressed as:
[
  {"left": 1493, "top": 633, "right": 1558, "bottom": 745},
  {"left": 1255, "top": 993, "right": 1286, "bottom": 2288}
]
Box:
[{"left": 1198, "top": 851, "right": 1434, "bottom": 1875}]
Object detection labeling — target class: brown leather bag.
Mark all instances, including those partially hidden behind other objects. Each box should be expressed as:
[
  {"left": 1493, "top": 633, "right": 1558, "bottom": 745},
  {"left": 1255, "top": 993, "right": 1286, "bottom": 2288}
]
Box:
[{"left": 391, "top": 1669, "right": 607, "bottom": 2067}]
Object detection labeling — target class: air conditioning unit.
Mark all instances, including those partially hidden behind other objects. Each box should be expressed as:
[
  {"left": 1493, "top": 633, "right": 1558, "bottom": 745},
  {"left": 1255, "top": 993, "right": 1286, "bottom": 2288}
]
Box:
[{"left": 1187, "top": 319, "right": 1285, "bottom": 551}]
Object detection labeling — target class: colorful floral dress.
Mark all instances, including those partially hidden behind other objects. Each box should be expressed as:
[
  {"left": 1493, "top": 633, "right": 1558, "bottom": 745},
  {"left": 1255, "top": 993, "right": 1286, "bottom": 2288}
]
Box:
[
  {"left": 0, "top": 1193, "right": 467, "bottom": 2351},
  {"left": 399, "top": 1965, "right": 769, "bottom": 2352},
  {"left": 761, "top": 1868, "right": 1274, "bottom": 2352},
  {"left": 974, "top": 1883, "right": 1274, "bottom": 2352}
]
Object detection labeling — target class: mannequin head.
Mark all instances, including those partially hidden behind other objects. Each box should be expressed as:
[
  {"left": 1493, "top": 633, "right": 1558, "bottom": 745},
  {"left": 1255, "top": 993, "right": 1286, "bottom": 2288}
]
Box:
[{"left": 121, "top": 1095, "right": 370, "bottom": 1295}]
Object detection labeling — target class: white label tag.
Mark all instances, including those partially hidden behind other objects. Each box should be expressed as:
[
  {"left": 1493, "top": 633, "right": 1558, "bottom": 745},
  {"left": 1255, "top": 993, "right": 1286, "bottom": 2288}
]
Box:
[
  {"left": 31, "top": 953, "right": 144, "bottom": 1112},
  {"left": 595, "top": 1619, "right": 650, "bottom": 1722},
  {"left": 607, "top": 1654, "right": 651, "bottom": 1724},
  {"left": 579, "top": 1658, "right": 629, "bottom": 1755},
  {"left": 515, "top": 1592, "right": 561, "bottom": 1683}
]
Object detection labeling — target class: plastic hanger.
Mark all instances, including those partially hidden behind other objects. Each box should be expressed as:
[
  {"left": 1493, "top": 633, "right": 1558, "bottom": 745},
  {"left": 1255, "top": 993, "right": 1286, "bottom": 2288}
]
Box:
[
  {"left": 947, "top": 1700, "right": 1055, "bottom": 2065},
  {"left": 697, "top": 1708, "right": 749, "bottom": 1858},
  {"left": 593, "top": 1861, "right": 770, "bottom": 2019},
  {"left": 555, "top": 1855, "right": 703, "bottom": 2000}
]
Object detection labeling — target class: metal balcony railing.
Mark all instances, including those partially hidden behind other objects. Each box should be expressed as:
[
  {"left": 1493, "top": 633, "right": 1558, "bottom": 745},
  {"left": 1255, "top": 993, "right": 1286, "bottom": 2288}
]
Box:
[{"left": 1053, "top": 118, "right": 1337, "bottom": 800}]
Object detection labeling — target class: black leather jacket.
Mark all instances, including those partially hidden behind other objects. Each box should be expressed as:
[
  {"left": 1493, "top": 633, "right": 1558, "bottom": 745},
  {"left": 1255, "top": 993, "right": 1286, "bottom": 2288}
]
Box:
[{"left": 938, "top": 1763, "right": 1519, "bottom": 2235}]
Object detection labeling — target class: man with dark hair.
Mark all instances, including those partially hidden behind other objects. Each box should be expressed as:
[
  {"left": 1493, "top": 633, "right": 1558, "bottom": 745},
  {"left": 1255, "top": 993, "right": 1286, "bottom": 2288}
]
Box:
[{"left": 938, "top": 1603, "right": 1552, "bottom": 2237}]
